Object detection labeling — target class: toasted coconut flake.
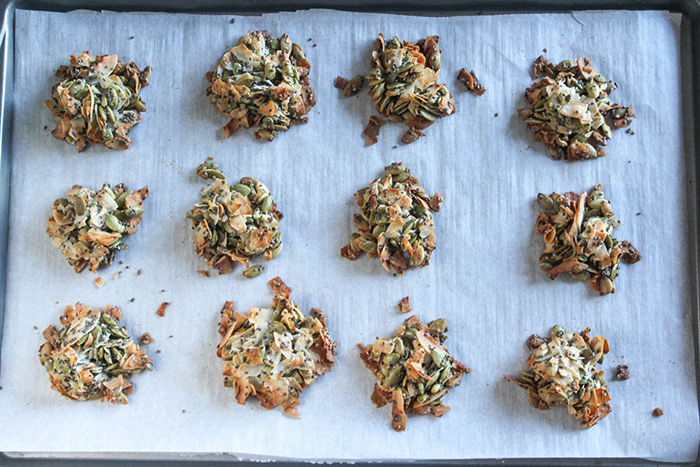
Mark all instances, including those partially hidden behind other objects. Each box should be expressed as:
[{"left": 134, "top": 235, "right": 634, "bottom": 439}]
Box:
[
  {"left": 363, "top": 116, "right": 386, "bottom": 146},
  {"left": 39, "top": 303, "right": 152, "bottom": 403},
  {"left": 359, "top": 315, "right": 466, "bottom": 431},
  {"left": 518, "top": 56, "right": 634, "bottom": 161},
  {"left": 216, "top": 278, "right": 337, "bottom": 417},
  {"left": 428, "top": 193, "right": 444, "bottom": 212},
  {"left": 536, "top": 184, "right": 640, "bottom": 295},
  {"left": 44, "top": 51, "right": 150, "bottom": 151},
  {"left": 94, "top": 277, "right": 105, "bottom": 288},
  {"left": 186, "top": 161, "right": 283, "bottom": 275},
  {"left": 334, "top": 76, "right": 349, "bottom": 90},
  {"left": 504, "top": 325, "right": 610, "bottom": 428},
  {"left": 155, "top": 302, "right": 169, "bottom": 317},
  {"left": 398, "top": 296, "right": 412, "bottom": 313},
  {"left": 47, "top": 183, "right": 148, "bottom": 273},
  {"left": 206, "top": 31, "right": 315, "bottom": 141}
]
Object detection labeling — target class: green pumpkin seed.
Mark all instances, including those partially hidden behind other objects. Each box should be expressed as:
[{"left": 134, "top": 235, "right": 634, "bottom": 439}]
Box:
[
  {"left": 122, "top": 206, "right": 143, "bottom": 218},
  {"left": 243, "top": 265, "right": 265, "bottom": 279},
  {"left": 261, "top": 196, "right": 273, "bottom": 213},
  {"left": 105, "top": 214, "right": 125, "bottom": 233},
  {"left": 383, "top": 353, "right": 400, "bottom": 365},
  {"left": 384, "top": 366, "right": 404, "bottom": 387},
  {"left": 230, "top": 184, "right": 249, "bottom": 196},
  {"left": 428, "top": 319, "right": 447, "bottom": 335},
  {"left": 74, "top": 197, "right": 87, "bottom": 216}
]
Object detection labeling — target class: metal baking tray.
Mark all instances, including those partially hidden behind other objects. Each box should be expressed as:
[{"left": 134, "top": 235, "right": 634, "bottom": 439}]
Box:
[{"left": 0, "top": 0, "right": 698, "bottom": 465}]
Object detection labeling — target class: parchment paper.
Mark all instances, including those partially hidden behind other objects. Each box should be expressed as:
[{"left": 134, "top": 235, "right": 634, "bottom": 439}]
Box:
[{"left": 0, "top": 8, "right": 697, "bottom": 462}]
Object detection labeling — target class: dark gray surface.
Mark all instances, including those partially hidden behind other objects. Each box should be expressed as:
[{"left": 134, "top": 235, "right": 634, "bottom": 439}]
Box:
[{"left": 0, "top": 0, "right": 698, "bottom": 465}]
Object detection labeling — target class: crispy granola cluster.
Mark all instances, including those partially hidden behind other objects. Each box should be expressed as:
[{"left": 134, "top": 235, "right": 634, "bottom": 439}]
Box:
[
  {"left": 47, "top": 183, "right": 148, "bottom": 273},
  {"left": 536, "top": 184, "right": 641, "bottom": 295},
  {"left": 39, "top": 303, "right": 153, "bottom": 404},
  {"left": 186, "top": 161, "right": 283, "bottom": 275},
  {"left": 505, "top": 326, "right": 611, "bottom": 428},
  {"left": 45, "top": 51, "right": 151, "bottom": 151},
  {"left": 341, "top": 163, "right": 443, "bottom": 275},
  {"left": 359, "top": 315, "right": 468, "bottom": 431},
  {"left": 518, "top": 56, "right": 634, "bottom": 161},
  {"left": 216, "top": 278, "right": 337, "bottom": 417},
  {"left": 206, "top": 30, "right": 316, "bottom": 141},
  {"left": 366, "top": 34, "right": 455, "bottom": 143}
]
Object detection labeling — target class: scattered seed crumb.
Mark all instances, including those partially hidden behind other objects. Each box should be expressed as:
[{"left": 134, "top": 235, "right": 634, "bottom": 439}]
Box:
[
  {"left": 168, "top": 335, "right": 173, "bottom": 339},
  {"left": 33, "top": 326, "right": 38, "bottom": 330},
  {"left": 137, "top": 269, "right": 142, "bottom": 276},
  {"left": 125, "top": 265, "right": 129, "bottom": 269},
  {"left": 196, "top": 270, "right": 210, "bottom": 277},
  {"left": 156, "top": 302, "right": 170, "bottom": 317},
  {"left": 465, "top": 367, "right": 473, "bottom": 373},
  {"left": 398, "top": 296, "right": 412, "bottom": 313},
  {"left": 335, "top": 75, "right": 363, "bottom": 97},
  {"left": 457, "top": 68, "right": 486, "bottom": 95},
  {"left": 543, "top": 48, "right": 547, "bottom": 53},
  {"left": 94, "top": 277, "right": 105, "bottom": 288},
  {"left": 312, "top": 44, "right": 317, "bottom": 47},
  {"left": 156, "top": 350, "right": 161, "bottom": 354},
  {"left": 113, "top": 271, "right": 121, "bottom": 280},
  {"left": 392, "top": 145, "right": 397, "bottom": 149},
  {"left": 140, "top": 333, "right": 153, "bottom": 344},
  {"left": 625, "top": 128, "right": 635, "bottom": 135},
  {"left": 308, "top": 38, "right": 312, "bottom": 41},
  {"left": 182, "top": 409, "right": 186, "bottom": 413},
  {"left": 44, "top": 126, "right": 48, "bottom": 130},
  {"left": 652, "top": 407, "right": 664, "bottom": 417},
  {"left": 160, "top": 289, "right": 165, "bottom": 293},
  {"left": 636, "top": 212, "right": 642, "bottom": 216},
  {"left": 130, "top": 298, "right": 135, "bottom": 303},
  {"left": 615, "top": 364, "right": 630, "bottom": 381},
  {"left": 118, "top": 261, "right": 123, "bottom": 265},
  {"left": 429, "top": 193, "right": 444, "bottom": 212},
  {"left": 363, "top": 116, "right": 386, "bottom": 146},
  {"left": 128, "top": 36, "right": 134, "bottom": 40},
  {"left": 494, "top": 113, "right": 499, "bottom": 117},
  {"left": 229, "top": 18, "right": 235, "bottom": 23},
  {"left": 402, "top": 128, "right": 425, "bottom": 144}
]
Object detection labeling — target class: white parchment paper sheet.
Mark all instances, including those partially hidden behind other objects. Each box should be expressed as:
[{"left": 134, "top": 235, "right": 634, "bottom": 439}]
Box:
[{"left": 0, "top": 8, "right": 697, "bottom": 462}]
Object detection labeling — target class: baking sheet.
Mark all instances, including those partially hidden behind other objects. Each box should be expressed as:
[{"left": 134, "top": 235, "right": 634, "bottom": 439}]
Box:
[{"left": 0, "top": 7, "right": 697, "bottom": 462}]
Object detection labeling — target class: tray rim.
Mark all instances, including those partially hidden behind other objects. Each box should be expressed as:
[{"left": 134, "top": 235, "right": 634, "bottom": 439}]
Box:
[{"left": 0, "top": 1, "right": 698, "bottom": 466}]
